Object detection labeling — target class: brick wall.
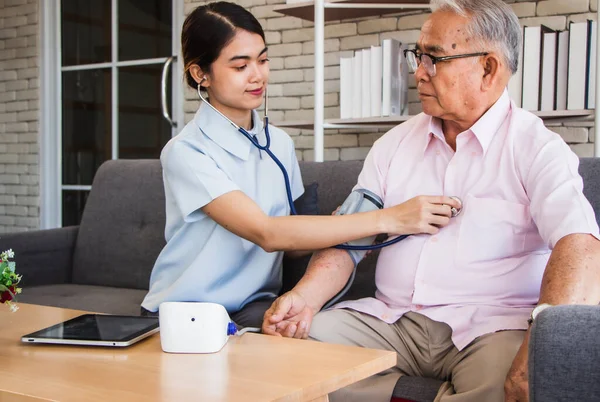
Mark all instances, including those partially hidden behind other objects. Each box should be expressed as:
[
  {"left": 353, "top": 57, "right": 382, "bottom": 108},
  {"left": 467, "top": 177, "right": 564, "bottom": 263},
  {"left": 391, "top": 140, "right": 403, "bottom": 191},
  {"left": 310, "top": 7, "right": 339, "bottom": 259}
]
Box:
[
  {"left": 0, "top": 0, "right": 39, "bottom": 234},
  {"left": 184, "top": 0, "right": 599, "bottom": 161}
]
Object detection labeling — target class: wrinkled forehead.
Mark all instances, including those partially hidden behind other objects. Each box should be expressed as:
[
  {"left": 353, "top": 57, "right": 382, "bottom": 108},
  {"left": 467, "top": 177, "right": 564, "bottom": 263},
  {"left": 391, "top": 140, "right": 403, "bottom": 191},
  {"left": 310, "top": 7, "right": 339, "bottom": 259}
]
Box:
[{"left": 418, "top": 10, "right": 472, "bottom": 54}]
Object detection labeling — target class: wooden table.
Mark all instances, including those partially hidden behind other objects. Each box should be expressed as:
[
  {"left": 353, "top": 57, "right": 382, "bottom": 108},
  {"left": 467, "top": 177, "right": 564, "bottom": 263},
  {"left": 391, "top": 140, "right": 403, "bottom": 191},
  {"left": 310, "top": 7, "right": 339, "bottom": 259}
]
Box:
[{"left": 0, "top": 304, "right": 395, "bottom": 401}]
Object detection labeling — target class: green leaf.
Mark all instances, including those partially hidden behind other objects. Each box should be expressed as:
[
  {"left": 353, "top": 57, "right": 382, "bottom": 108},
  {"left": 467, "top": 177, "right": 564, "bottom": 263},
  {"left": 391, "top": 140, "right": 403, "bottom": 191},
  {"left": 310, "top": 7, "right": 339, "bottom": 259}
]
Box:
[{"left": 0, "top": 284, "right": 8, "bottom": 292}]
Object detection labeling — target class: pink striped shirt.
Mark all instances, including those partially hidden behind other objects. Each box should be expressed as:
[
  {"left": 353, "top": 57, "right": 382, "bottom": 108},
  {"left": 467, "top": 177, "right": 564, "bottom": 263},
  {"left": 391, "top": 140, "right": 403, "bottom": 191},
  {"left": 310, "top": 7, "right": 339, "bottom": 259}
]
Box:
[{"left": 335, "top": 91, "right": 600, "bottom": 350}]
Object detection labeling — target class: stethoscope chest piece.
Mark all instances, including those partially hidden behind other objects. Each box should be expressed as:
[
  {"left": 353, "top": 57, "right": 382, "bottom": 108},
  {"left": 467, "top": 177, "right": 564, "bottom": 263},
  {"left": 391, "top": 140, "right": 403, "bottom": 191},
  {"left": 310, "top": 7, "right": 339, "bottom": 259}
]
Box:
[{"left": 449, "top": 196, "right": 463, "bottom": 217}]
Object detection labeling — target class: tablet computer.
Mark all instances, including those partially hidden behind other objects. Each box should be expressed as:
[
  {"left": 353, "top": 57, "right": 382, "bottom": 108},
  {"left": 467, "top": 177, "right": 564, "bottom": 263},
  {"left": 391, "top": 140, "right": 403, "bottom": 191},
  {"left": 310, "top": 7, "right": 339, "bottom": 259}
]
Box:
[{"left": 21, "top": 314, "right": 160, "bottom": 347}]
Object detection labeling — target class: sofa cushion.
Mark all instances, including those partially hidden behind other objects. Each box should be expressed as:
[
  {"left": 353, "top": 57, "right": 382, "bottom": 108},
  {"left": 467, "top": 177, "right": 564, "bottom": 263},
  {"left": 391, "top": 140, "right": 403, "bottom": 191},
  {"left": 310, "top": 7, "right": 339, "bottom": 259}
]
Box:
[
  {"left": 529, "top": 305, "right": 600, "bottom": 402},
  {"left": 299, "top": 160, "right": 365, "bottom": 215},
  {"left": 72, "top": 160, "right": 166, "bottom": 290},
  {"left": 392, "top": 376, "right": 443, "bottom": 401},
  {"left": 19, "top": 284, "right": 147, "bottom": 315},
  {"left": 294, "top": 182, "right": 319, "bottom": 215},
  {"left": 579, "top": 158, "right": 600, "bottom": 227}
]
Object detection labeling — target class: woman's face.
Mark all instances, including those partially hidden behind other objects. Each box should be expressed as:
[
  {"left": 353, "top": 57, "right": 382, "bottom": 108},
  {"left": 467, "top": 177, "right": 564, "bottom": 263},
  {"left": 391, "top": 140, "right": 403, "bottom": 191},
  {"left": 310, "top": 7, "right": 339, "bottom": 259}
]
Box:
[{"left": 202, "top": 29, "right": 269, "bottom": 116}]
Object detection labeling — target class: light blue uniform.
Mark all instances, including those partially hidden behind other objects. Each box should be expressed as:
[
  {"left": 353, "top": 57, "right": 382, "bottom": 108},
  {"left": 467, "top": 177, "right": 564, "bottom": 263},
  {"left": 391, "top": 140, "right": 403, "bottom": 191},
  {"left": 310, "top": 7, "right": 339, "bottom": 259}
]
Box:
[{"left": 142, "top": 102, "right": 304, "bottom": 313}]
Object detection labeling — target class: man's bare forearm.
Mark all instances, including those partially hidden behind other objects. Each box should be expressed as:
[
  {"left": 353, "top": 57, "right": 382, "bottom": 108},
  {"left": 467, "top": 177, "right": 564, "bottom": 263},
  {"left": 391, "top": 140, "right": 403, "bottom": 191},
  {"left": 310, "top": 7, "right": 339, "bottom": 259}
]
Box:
[
  {"left": 293, "top": 248, "right": 355, "bottom": 312},
  {"left": 539, "top": 233, "right": 600, "bottom": 305}
]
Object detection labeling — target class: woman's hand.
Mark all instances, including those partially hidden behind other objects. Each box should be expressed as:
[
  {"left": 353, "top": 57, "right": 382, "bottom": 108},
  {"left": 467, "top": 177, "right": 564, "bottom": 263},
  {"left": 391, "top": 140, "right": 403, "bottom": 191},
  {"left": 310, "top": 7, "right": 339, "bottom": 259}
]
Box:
[{"left": 380, "top": 195, "right": 461, "bottom": 235}]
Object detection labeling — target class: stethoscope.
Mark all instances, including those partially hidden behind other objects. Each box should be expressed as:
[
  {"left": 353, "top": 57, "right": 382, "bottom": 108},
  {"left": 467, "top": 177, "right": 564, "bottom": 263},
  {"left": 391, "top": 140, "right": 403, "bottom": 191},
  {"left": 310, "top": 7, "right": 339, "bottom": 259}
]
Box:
[{"left": 196, "top": 81, "right": 461, "bottom": 252}]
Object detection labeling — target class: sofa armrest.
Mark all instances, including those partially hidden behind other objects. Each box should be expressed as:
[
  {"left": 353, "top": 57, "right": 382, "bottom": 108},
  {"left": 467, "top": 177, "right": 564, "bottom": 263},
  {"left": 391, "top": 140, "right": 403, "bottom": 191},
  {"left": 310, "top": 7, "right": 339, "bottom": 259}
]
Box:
[
  {"left": 0, "top": 226, "right": 79, "bottom": 287},
  {"left": 529, "top": 305, "right": 600, "bottom": 402}
]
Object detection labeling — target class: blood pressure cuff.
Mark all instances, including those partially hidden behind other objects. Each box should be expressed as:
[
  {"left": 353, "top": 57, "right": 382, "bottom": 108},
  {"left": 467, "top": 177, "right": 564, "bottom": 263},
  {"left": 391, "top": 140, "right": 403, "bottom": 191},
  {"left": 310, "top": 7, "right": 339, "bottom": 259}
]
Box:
[
  {"left": 336, "top": 189, "right": 383, "bottom": 266},
  {"left": 345, "top": 249, "right": 367, "bottom": 266}
]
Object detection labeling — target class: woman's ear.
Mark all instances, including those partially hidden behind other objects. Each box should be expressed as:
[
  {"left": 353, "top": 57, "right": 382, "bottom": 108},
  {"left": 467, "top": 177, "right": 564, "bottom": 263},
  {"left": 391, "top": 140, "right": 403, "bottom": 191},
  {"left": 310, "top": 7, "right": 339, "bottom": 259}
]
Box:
[{"left": 190, "top": 65, "right": 209, "bottom": 88}]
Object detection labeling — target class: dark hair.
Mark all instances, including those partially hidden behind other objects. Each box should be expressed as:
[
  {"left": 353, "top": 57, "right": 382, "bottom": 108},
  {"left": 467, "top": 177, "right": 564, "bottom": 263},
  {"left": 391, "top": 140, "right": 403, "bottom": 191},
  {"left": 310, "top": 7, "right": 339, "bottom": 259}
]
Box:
[{"left": 181, "top": 2, "right": 265, "bottom": 90}]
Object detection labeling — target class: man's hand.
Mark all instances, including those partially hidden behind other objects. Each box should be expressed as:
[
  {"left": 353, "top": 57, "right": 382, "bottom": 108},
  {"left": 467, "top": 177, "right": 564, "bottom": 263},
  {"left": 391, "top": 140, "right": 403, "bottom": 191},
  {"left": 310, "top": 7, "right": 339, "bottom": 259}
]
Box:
[
  {"left": 262, "top": 290, "right": 317, "bottom": 339},
  {"left": 505, "top": 332, "right": 530, "bottom": 402}
]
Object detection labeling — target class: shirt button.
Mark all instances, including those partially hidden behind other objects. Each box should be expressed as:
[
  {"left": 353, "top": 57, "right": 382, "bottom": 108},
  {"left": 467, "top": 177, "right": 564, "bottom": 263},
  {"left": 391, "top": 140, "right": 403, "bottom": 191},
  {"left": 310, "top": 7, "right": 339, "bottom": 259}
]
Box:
[
  {"left": 415, "top": 305, "right": 423, "bottom": 310},
  {"left": 431, "top": 237, "right": 438, "bottom": 243},
  {"left": 381, "top": 314, "right": 389, "bottom": 320},
  {"left": 436, "top": 150, "right": 441, "bottom": 156},
  {"left": 471, "top": 151, "right": 476, "bottom": 156}
]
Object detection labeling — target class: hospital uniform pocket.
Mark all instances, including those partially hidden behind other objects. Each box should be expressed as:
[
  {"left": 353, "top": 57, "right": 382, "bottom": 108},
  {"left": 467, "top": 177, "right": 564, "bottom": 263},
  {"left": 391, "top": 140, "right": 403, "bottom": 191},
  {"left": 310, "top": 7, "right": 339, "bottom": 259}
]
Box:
[{"left": 457, "top": 194, "right": 532, "bottom": 264}]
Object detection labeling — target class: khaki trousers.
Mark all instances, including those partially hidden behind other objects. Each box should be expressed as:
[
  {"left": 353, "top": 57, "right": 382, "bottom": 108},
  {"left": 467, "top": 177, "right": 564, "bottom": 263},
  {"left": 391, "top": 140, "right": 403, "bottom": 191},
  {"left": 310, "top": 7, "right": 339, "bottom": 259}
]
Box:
[{"left": 309, "top": 309, "right": 525, "bottom": 402}]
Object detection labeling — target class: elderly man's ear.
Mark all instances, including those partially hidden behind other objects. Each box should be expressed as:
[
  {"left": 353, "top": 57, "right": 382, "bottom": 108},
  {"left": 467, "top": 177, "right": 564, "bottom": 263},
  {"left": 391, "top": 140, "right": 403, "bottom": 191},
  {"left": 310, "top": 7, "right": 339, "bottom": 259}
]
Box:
[{"left": 481, "top": 53, "right": 504, "bottom": 91}]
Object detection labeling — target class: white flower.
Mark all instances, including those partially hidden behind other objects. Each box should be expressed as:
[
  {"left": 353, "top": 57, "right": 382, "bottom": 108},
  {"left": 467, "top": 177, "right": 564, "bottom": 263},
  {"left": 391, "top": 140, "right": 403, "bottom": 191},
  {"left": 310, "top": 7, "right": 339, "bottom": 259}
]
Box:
[
  {"left": 6, "top": 249, "right": 14, "bottom": 258},
  {"left": 9, "top": 302, "right": 18, "bottom": 313}
]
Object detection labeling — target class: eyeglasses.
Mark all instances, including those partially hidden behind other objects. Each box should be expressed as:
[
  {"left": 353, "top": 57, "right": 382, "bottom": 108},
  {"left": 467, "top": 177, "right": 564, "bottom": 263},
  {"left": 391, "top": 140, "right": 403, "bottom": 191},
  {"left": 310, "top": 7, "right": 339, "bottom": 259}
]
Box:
[{"left": 403, "top": 49, "right": 489, "bottom": 77}]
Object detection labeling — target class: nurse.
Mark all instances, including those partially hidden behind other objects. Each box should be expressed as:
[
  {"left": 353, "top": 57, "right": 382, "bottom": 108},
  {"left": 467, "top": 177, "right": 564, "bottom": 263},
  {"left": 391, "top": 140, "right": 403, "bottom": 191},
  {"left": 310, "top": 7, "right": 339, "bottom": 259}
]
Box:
[{"left": 141, "top": 1, "right": 459, "bottom": 327}]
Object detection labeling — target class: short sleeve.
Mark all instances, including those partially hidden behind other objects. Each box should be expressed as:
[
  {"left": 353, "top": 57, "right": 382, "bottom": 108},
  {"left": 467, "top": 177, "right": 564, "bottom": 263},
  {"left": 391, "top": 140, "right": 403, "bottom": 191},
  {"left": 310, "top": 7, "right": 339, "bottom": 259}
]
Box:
[
  {"left": 524, "top": 138, "right": 600, "bottom": 248},
  {"left": 162, "top": 141, "right": 239, "bottom": 222}
]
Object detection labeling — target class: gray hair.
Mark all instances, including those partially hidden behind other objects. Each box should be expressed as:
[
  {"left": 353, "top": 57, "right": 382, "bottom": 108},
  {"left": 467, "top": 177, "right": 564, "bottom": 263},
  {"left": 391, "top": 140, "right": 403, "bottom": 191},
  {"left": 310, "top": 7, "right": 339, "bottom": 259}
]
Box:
[{"left": 430, "top": 0, "right": 521, "bottom": 74}]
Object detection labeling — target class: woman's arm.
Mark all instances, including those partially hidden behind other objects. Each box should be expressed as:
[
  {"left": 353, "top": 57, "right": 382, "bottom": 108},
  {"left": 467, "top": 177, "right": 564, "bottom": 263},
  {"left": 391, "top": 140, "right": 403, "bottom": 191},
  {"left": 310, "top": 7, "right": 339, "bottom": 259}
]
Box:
[{"left": 202, "top": 190, "right": 460, "bottom": 252}]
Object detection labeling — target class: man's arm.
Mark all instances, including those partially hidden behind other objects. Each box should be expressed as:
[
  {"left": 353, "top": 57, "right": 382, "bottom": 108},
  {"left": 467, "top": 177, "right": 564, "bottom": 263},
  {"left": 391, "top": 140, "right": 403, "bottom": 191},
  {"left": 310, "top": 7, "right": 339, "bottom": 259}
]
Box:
[
  {"left": 296, "top": 248, "right": 356, "bottom": 310},
  {"left": 538, "top": 233, "right": 600, "bottom": 305},
  {"left": 262, "top": 248, "right": 355, "bottom": 339},
  {"left": 505, "top": 233, "right": 600, "bottom": 401}
]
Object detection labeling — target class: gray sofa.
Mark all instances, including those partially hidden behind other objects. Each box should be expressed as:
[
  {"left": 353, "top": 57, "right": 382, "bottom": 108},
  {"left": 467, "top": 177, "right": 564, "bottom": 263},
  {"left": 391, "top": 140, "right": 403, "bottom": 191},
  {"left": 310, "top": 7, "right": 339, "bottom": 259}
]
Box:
[{"left": 2, "top": 158, "right": 600, "bottom": 402}]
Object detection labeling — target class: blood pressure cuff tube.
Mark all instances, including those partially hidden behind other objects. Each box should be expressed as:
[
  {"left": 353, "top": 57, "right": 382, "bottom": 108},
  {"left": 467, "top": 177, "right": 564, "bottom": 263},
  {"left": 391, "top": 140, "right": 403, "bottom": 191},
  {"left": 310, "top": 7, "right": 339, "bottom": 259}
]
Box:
[
  {"left": 336, "top": 189, "right": 384, "bottom": 266},
  {"left": 345, "top": 248, "right": 367, "bottom": 266}
]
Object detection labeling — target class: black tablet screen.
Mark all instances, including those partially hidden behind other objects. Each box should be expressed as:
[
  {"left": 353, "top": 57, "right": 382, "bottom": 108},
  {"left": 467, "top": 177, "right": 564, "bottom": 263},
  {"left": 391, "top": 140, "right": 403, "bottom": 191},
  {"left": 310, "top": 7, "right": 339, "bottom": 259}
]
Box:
[{"left": 25, "top": 314, "right": 159, "bottom": 342}]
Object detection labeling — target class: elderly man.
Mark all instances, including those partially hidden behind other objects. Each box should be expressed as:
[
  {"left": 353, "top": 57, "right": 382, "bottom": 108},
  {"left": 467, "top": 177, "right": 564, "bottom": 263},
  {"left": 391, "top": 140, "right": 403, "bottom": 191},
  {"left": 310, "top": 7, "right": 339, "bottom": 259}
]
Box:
[{"left": 262, "top": 0, "right": 600, "bottom": 401}]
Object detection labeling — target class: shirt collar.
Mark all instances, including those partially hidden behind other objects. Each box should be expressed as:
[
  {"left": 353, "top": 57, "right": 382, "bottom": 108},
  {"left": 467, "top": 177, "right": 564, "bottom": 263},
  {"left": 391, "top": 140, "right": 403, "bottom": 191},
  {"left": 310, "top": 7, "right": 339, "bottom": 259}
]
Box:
[
  {"left": 423, "top": 89, "right": 511, "bottom": 156},
  {"left": 469, "top": 89, "right": 511, "bottom": 155},
  {"left": 194, "top": 101, "right": 264, "bottom": 161},
  {"left": 423, "top": 114, "right": 445, "bottom": 155}
]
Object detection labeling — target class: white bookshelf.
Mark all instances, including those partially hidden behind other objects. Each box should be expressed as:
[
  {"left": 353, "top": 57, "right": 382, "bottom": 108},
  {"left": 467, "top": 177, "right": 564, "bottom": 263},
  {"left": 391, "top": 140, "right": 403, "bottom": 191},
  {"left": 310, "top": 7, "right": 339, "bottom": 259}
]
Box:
[
  {"left": 273, "top": 0, "right": 600, "bottom": 158},
  {"left": 274, "top": 109, "right": 595, "bottom": 130},
  {"left": 274, "top": 0, "right": 429, "bottom": 22}
]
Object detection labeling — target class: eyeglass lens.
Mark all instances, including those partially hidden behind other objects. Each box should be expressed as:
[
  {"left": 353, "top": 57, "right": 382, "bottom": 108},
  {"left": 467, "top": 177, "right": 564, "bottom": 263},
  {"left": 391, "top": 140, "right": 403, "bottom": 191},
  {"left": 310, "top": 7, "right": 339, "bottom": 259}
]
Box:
[{"left": 406, "top": 51, "right": 436, "bottom": 77}]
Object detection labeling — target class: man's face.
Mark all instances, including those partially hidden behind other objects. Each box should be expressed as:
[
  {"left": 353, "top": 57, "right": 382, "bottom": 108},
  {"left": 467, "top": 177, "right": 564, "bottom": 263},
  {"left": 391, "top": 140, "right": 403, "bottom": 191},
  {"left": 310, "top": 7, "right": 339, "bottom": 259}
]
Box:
[{"left": 415, "top": 11, "right": 485, "bottom": 121}]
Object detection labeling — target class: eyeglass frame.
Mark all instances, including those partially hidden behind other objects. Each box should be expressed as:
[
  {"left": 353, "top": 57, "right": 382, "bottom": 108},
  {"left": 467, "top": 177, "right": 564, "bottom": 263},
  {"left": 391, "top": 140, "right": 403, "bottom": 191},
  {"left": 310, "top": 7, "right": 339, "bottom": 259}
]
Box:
[{"left": 403, "top": 48, "right": 489, "bottom": 76}]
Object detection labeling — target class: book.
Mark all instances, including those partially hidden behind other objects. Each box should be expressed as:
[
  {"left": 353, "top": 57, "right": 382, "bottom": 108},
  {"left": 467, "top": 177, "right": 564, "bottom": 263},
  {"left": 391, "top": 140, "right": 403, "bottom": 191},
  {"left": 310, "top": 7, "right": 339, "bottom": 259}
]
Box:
[
  {"left": 567, "top": 21, "right": 589, "bottom": 110},
  {"left": 361, "top": 48, "right": 371, "bottom": 117},
  {"left": 522, "top": 25, "right": 543, "bottom": 111},
  {"left": 382, "top": 38, "right": 402, "bottom": 116},
  {"left": 399, "top": 42, "right": 409, "bottom": 115},
  {"left": 370, "top": 45, "right": 383, "bottom": 117},
  {"left": 540, "top": 28, "right": 557, "bottom": 111},
  {"left": 352, "top": 50, "right": 362, "bottom": 118},
  {"left": 339, "top": 56, "right": 353, "bottom": 119},
  {"left": 555, "top": 30, "right": 569, "bottom": 110},
  {"left": 586, "top": 20, "right": 597, "bottom": 109}
]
